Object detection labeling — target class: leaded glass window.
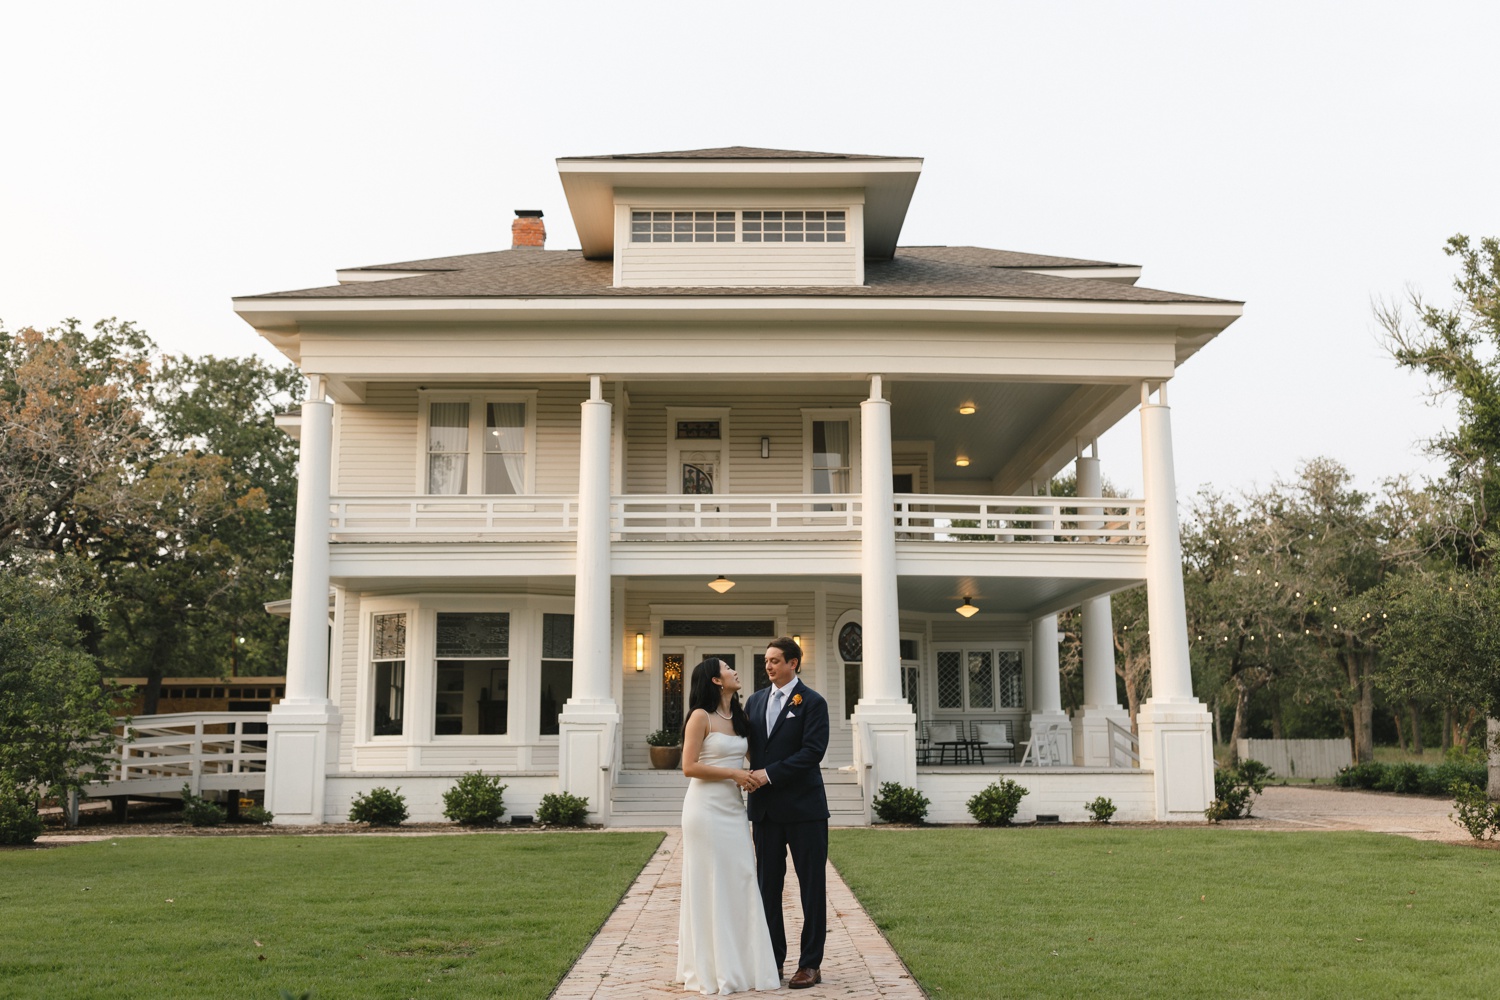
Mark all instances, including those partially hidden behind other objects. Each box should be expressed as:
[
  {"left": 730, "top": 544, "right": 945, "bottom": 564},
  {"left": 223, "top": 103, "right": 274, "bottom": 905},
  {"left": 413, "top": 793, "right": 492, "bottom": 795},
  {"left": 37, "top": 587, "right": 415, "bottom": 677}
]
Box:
[
  {"left": 937, "top": 650, "right": 963, "bottom": 709},
  {"left": 967, "top": 650, "right": 994, "bottom": 709},
  {"left": 997, "top": 651, "right": 1024, "bottom": 708},
  {"left": 371, "top": 613, "right": 406, "bottom": 737},
  {"left": 434, "top": 613, "right": 510, "bottom": 737},
  {"left": 662, "top": 654, "right": 685, "bottom": 732},
  {"left": 837, "top": 621, "right": 862, "bottom": 662},
  {"left": 539, "top": 613, "right": 574, "bottom": 736}
]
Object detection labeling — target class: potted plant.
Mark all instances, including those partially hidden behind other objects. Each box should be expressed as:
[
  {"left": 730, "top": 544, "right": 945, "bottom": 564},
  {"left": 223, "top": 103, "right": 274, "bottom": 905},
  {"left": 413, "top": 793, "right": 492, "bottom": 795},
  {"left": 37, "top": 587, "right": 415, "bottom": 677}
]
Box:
[{"left": 646, "top": 728, "right": 682, "bottom": 769}]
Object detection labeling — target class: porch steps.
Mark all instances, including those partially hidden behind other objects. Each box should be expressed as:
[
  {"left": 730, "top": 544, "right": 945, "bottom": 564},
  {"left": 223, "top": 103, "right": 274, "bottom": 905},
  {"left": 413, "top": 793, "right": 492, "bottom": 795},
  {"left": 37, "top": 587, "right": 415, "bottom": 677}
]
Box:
[{"left": 610, "top": 768, "right": 866, "bottom": 826}]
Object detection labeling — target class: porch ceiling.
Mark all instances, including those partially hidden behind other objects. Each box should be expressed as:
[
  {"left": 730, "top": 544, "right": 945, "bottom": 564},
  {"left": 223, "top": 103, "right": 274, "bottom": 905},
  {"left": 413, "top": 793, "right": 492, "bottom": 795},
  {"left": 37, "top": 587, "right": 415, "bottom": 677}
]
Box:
[{"left": 888, "top": 380, "right": 1080, "bottom": 484}]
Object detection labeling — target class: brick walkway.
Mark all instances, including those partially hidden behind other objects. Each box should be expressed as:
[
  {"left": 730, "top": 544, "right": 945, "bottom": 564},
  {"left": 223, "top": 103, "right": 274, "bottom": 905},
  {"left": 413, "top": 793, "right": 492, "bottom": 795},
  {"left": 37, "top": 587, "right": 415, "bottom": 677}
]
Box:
[{"left": 553, "top": 830, "right": 925, "bottom": 998}]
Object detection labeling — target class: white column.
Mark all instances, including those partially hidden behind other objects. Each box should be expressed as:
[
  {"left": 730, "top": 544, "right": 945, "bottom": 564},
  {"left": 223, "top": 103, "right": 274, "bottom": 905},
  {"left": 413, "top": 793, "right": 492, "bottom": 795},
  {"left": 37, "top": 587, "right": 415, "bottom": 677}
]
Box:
[
  {"left": 1073, "top": 448, "right": 1130, "bottom": 765},
  {"left": 852, "top": 376, "right": 916, "bottom": 800},
  {"left": 266, "top": 385, "right": 338, "bottom": 825},
  {"left": 1027, "top": 614, "right": 1072, "bottom": 765},
  {"left": 559, "top": 376, "right": 620, "bottom": 822},
  {"left": 1136, "top": 382, "right": 1214, "bottom": 818}
]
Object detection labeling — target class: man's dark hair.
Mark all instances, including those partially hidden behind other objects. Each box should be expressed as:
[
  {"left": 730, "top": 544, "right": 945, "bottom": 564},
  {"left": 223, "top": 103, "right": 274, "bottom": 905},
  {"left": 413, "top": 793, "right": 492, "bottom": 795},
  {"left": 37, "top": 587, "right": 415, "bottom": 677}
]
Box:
[{"left": 768, "top": 636, "right": 803, "bottom": 672}]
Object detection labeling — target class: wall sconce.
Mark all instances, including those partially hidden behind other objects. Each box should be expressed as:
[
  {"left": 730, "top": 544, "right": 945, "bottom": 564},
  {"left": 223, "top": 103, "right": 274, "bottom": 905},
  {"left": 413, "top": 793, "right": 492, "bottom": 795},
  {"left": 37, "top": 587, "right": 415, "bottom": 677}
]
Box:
[
  {"left": 958, "top": 403, "right": 976, "bottom": 415},
  {"left": 708, "top": 576, "right": 735, "bottom": 593},
  {"left": 760, "top": 436, "right": 770, "bottom": 459},
  {"left": 792, "top": 635, "right": 801, "bottom": 646},
  {"left": 956, "top": 596, "right": 979, "bottom": 618},
  {"left": 955, "top": 456, "right": 970, "bottom": 467},
  {"left": 635, "top": 632, "right": 645, "bottom": 671}
]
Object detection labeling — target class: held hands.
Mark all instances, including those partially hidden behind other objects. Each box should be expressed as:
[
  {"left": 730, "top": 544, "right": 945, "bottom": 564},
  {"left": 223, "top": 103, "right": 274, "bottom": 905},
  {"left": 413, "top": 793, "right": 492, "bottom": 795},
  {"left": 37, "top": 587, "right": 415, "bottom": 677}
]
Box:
[{"left": 735, "top": 769, "right": 769, "bottom": 792}]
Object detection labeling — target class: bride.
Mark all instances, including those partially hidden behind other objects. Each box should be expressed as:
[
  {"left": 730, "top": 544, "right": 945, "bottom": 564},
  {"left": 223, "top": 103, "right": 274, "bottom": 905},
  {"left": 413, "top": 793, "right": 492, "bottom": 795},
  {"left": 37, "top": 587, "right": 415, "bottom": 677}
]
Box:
[{"left": 676, "top": 658, "right": 781, "bottom": 995}]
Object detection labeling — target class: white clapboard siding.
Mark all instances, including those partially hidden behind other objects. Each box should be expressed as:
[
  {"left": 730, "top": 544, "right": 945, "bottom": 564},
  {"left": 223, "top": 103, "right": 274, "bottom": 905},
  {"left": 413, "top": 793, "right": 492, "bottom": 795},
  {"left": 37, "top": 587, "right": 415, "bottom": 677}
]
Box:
[
  {"left": 1236, "top": 739, "right": 1353, "bottom": 780},
  {"left": 337, "top": 590, "right": 360, "bottom": 769},
  {"left": 625, "top": 386, "right": 865, "bottom": 495},
  {"left": 618, "top": 245, "right": 860, "bottom": 287},
  {"left": 534, "top": 384, "right": 587, "bottom": 493},
  {"left": 337, "top": 384, "right": 419, "bottom": 493}
]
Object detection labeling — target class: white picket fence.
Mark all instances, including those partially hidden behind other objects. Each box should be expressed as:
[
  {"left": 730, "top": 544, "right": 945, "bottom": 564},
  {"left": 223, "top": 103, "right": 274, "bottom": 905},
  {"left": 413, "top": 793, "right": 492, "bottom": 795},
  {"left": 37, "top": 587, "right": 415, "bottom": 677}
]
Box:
[
  {"left": 89, "top": 712, "right": 269, "bottom": 798},
  {"left": 1236, "top": 739, "right": 1352, "bottom": 780}
]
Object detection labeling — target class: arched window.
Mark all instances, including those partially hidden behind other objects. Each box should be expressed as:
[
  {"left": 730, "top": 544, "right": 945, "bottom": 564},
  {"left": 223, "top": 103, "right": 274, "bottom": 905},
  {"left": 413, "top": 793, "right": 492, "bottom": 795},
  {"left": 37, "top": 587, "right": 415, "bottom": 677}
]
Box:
[{"left": 838, "top": 619, "right": 862, "bottom": 718}]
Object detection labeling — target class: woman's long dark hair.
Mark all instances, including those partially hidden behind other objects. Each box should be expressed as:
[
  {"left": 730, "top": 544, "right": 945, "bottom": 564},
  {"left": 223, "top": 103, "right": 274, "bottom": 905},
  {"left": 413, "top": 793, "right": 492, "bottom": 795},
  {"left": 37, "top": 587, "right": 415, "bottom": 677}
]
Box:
[{"left": 684, "top": 657, "right": 749, "bottom": 740}]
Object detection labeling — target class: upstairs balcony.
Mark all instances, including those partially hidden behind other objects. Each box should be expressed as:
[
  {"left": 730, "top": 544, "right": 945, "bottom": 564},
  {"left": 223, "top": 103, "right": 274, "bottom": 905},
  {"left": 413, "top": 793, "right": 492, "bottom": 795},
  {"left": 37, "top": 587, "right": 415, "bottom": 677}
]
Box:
[
  {"left": 327, "top": 492, "right": 1145, "bottom": 545},
  {"left": 324, "top": 492, "right": 1149, "bottom": 603}
]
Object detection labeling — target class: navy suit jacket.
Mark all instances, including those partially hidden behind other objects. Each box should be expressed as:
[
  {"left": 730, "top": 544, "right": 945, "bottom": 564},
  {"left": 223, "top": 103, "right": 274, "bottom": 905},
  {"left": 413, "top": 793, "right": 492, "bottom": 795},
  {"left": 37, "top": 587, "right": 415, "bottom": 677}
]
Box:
[{"left": 745, "top": 680, "right": 830, "bottom": 823}]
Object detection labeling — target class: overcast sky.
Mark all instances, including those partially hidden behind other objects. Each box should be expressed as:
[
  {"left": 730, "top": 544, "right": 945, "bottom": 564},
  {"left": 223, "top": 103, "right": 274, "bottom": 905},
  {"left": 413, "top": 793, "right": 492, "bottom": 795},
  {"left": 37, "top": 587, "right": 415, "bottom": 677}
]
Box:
[{"left": 4, "top": 2, "right": 1497, "bottom": 500}]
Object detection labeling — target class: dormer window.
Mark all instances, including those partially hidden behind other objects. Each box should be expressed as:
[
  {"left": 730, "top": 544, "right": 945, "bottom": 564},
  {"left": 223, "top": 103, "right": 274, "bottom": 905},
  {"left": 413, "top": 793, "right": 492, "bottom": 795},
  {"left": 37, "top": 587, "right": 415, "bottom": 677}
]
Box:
[{"left": 630, "top": 209, "right": 847, "bottom": 244}]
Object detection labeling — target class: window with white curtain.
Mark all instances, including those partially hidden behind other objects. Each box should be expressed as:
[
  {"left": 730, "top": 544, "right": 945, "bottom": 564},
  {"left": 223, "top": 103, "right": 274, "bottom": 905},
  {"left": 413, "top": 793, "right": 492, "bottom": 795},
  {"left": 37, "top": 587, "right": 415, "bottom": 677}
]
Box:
[
  {"left": 423, "top": 394, "right": 534, "bottom": 495},
  {"left": 811, "top": 420, "right": 851, "bottom": 495}
]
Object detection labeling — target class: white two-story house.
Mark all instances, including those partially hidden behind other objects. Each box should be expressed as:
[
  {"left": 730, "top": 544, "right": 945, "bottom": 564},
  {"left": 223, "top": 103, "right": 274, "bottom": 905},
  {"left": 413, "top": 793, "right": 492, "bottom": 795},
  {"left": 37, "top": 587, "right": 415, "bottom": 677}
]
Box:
[{"left": 233, "top": 146, "right": 1241, "bottom": 826}]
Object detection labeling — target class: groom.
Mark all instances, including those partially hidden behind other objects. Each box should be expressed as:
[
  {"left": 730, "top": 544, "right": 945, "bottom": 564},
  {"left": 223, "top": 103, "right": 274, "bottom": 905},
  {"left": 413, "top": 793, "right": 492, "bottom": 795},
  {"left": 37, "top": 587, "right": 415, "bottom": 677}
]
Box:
[{"left": 745, "top": 636, "right": 829, "bottom": 989}]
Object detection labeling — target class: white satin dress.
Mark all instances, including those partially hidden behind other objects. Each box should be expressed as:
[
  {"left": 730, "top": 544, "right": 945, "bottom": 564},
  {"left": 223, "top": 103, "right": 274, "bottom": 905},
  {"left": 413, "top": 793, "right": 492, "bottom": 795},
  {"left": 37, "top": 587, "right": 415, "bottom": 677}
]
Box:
[{"left": 676, "top": 731, "right": 781, "bottom": 995}]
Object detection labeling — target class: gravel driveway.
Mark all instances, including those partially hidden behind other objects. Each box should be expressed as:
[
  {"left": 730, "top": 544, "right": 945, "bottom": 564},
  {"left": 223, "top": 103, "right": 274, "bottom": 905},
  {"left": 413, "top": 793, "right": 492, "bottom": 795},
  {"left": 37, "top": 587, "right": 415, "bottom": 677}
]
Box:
[{"left": 1235, "top": 785, "right": 1469, "bottom": 841}]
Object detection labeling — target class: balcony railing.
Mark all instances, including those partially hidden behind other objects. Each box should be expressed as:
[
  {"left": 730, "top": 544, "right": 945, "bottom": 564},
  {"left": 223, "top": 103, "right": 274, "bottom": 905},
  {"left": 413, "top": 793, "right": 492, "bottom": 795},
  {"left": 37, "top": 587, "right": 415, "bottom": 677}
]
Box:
[
  {"left": 893, "top": 495, "right": 1146, "bottom": 544},
  {"left": 327, "top": 492, "right": 1145, "bottom": 545}
]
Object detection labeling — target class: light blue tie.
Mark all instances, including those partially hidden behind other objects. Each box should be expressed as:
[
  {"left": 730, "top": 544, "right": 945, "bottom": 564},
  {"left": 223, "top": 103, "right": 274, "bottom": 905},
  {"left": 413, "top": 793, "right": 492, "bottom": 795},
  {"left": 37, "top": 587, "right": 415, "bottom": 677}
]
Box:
[{"left": 768, "top": 689, "right": 783, "bottom": 736}]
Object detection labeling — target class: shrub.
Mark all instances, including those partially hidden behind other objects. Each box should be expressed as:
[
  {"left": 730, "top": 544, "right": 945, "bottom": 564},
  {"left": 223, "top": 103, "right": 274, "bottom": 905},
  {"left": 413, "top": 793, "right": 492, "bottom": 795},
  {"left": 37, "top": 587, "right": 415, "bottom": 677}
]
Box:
[
  {"left": 1086, "top": 796, "right": 1117, "bottom": 823},
  {"left": 1383, "top": 762, "right": 1426, "bottom": 795},
  {"left": 1450, "top": 781, "right": 1500, "bottom": 841},
  {"left": 645, "top": 729, "right": 681, "bottom": 747},
  {"left": 1206, "top": 759, "right": 1273, "bottom": 822},
  {"left": 239, "top": 805, "right": 274, "bottom": 824},
  {"left": 536, "top": 791, "right": 590, "bottom": 826},
  {"left": 1335, "top": 761, "right": 1385, "bottom": 789},
  {"left": 349, "top": 786, "right": 408, "bottom": 826},
  {"left": 180, "top": 783, "right": 225, "bottom": 827},
  {"left": 964, "top": 780, "right": 1026, "bottom": 826},
  {"left": 442, "top": 771, "right": 508, "bottom": 826},
  {"left": 0, "top": 787, "right": 44, "bottom": 845},
  {"left": 872, "top": 782, "right": 930, "bottom": 824}
]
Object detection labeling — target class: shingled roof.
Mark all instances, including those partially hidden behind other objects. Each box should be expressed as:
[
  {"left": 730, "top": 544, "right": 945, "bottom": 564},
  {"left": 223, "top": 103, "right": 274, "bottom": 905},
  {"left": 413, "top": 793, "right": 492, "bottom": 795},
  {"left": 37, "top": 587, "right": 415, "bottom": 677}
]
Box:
[
  {"left": 562, "top": 146, "right": 907, "bottom": 161},
  {"left": 240, "top": 246, "right": 1235, "bottom": 305}
]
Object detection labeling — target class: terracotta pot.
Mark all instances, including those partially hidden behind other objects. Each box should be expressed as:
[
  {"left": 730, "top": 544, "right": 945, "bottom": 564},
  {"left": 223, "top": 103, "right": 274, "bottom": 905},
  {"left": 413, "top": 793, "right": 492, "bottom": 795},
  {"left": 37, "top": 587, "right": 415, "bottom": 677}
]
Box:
[{"left": 648, "top": 745, "right": 682, "bottom": 770}]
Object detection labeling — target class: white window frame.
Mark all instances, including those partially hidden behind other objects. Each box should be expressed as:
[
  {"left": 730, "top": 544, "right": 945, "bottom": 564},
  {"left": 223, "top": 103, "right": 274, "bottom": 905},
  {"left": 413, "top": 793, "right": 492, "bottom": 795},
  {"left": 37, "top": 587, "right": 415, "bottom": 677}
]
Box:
[
  {"left": 416, "top": 390, "right": 538, "bottom": 496},
  {"left": 932, "top": 643, "right": 1028, "bottom": 715},
  {"left": 355, "top": 594, "right": 573, "bottom": 749},
  {"left": 802, "top": 409, "right": 861, "bottom": 496},
  {"left": 645, "top": 604, "right": 789, "bottom": 733}
]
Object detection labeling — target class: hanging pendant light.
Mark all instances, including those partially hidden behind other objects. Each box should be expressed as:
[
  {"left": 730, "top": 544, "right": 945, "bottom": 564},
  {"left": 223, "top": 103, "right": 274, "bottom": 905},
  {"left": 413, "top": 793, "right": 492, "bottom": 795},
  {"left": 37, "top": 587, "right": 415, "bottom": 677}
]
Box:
[
  {"left": 708, "top": 576, "right": 736, "bottom": 594},
  {"left": 955, "top": 596, "right": 979, "bottom": 618}
]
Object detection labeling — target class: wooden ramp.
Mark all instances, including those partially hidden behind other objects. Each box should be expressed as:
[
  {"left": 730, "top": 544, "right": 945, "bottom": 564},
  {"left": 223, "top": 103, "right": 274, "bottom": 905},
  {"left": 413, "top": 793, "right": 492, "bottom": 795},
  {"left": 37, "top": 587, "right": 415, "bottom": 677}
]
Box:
[{"left": 87, "top": 712, "right": 269, "bottom": 798}]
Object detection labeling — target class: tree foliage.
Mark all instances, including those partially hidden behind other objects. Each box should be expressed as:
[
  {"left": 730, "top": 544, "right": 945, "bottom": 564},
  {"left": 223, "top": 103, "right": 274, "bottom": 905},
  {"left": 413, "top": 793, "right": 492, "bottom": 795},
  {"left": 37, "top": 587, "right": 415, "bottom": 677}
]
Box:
[{"left": 0, "top": 569, "right": 123, "bottom": 805}]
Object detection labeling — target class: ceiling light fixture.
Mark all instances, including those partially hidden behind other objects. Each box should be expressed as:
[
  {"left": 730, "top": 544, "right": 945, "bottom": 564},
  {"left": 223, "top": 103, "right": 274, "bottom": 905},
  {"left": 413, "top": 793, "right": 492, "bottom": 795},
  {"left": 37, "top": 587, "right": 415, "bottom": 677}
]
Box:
[
  {"left": 708, "top": 576, "right": 735, "bottom": 594},
  {"left": 955, "top": 456, "right": 970, "bottom": 467},
  {"left": 958, "top": 403, "right": 976, "bottom": 415},
  {"left": 956, "top": 596, "right": 979, "bottom": 618}
]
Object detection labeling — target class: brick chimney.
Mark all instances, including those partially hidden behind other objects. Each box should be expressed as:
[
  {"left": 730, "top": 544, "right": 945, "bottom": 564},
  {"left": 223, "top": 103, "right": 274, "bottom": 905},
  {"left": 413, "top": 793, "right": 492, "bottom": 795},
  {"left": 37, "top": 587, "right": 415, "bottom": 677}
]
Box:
[{"left": 512, "top": 209, "right": 545, "bottom": 249}]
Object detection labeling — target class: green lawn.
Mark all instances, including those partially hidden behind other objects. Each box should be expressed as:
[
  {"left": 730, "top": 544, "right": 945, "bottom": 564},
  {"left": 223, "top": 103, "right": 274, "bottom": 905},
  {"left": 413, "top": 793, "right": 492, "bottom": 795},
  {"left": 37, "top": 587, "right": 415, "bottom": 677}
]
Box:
[
  {"left": 831, "top": 828, "right": 1500, "bottom": 1000},
  {"left": 0, "top": 832, "right": 662, "bottom": 1000}
]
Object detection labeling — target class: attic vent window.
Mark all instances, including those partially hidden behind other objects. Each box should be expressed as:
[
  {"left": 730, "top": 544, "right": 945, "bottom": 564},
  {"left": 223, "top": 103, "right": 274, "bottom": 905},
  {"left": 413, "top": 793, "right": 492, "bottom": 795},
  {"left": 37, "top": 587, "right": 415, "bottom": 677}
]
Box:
[
  {"left": 743, "top": 210, "right": 845, "bottom": 243},
  {"left": 629, "top": 209, "right": 847, "bottom": 244},
  {"left": 632, "top": 210, "right": 736, "bottom": 243}
]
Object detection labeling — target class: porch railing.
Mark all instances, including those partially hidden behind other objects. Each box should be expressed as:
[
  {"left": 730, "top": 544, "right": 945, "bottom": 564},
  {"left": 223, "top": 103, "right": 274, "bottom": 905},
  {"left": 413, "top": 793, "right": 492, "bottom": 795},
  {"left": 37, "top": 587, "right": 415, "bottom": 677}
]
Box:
[
  {"left": 894, "top": 494, "right": 1146, "bottom": 544},
  {"left": 330, "top": 495, "right": 579, "bottom": 536},
  {"left": 90, "top": 712, "right": 270, "bottom": 796},
  {"left": 326, "top": 492, "right": 1145, "bottom": 545},
  {"left": 613, "top": 493, "right": 862, "bottom": 539},
  {"left": 1108, "top": 718, "right": 1141, "bottom": 769}
]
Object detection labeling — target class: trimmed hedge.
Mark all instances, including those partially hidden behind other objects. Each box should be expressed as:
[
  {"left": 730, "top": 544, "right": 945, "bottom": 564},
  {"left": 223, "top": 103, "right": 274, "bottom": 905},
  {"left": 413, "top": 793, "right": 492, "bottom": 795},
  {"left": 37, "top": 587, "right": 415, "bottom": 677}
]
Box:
[{"left": 1333, "top": 759, "right": 1485, "bottom": 796}]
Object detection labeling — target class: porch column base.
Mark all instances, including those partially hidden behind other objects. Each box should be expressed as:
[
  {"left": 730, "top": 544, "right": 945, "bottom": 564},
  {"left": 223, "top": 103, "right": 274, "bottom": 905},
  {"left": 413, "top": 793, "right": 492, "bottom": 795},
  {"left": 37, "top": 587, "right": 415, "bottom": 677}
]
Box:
[
  {"left": 851, "top": 701, "right": 917, "bottom": 812},
  {"left": 265, "top": 699, "right": 338, "bottom": 825},
  {"left": 1072, "top": 706, "right": 1132, "bottom": 766},
  {"left": 558, "top": 701, "right": 620, "bottom": 824},
  {"left": 1026, "top": 710, "right": 1073, "bottom": 766},
  {"left": 1136, "top": 698, "right": 1214, "bottom": 820}
]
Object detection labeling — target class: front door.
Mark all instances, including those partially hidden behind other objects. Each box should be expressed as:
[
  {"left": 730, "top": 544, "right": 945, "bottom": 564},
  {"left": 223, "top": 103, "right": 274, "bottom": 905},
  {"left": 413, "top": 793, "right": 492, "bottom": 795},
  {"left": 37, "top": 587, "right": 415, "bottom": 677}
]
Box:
[{"left": 661, "top": 645, "right": 768, "bottom": 732}]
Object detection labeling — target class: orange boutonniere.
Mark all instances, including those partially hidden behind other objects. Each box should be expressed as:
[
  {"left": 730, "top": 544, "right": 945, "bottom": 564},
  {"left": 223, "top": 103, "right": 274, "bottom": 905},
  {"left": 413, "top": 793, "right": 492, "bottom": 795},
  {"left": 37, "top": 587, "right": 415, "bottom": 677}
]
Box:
[{"left": 791, "top": 693, "right": 803, "bottom": 706}]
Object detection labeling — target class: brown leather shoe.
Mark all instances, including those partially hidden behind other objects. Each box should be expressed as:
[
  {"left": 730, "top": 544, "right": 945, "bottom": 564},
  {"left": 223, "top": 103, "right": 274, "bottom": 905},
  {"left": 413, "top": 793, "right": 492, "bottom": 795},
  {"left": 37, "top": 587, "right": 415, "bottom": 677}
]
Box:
[{"left": 789, "top": 967, "right": 821, "bottom": 989}]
